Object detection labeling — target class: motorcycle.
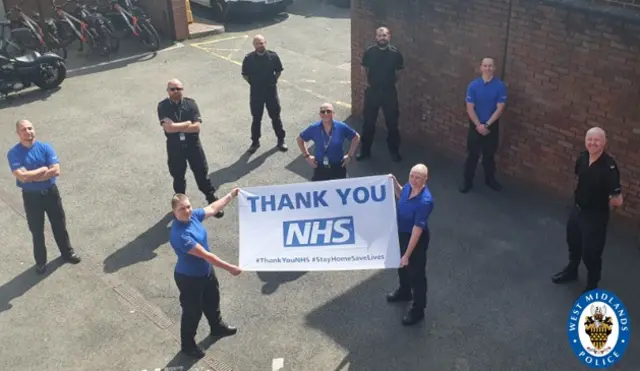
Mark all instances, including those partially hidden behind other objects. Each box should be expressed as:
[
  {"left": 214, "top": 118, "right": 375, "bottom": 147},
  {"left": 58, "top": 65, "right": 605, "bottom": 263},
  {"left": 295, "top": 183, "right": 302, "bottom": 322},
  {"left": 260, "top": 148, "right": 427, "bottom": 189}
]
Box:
[{"left": 0, "top": 50, "right": 67, "bottom": 97}]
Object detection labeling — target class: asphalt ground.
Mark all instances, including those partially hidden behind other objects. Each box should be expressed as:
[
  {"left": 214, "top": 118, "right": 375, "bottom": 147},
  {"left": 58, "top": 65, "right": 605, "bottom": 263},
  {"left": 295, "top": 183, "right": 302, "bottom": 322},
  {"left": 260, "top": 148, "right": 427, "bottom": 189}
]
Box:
[{"left": 1, "top": 1, "right": 639, "bottom": 370}]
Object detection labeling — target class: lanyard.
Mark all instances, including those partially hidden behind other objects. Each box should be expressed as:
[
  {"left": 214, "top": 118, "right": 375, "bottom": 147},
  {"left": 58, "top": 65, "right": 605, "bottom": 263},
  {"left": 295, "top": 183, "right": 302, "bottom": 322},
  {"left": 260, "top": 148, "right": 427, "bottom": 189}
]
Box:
[
  {"left": 172, "top": 100, "right": 183, "bottom": 122},
  {"left": 322, "top": 124, "right": 333, "bottom": 155}
]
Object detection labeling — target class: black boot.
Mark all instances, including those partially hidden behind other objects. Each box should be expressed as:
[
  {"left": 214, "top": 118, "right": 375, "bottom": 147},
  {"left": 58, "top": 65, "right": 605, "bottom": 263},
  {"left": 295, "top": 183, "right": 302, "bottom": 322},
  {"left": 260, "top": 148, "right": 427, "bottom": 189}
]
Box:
[
  {"left": 386, "top": 288, "right": 412, "bottom": 303},
  {"left": 401, "top": 308, "right": 425, "bottom": 326},
  {"left": 551, "top": 267, "right": 578, "bottom": 284}
]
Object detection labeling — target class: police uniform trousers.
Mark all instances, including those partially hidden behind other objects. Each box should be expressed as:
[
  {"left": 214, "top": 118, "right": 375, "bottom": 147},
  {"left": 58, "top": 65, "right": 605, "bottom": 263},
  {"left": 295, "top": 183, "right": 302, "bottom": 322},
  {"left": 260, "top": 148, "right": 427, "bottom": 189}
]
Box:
[
  {"left": 565, "top": 205, "right": 609, "bottom": 287},
  {"left": 463, "top": 120, "right": 500, "bottom": 185},
  {"left": 167, "top": 138, "right": 217, "bottom": 202},
  {"left": 397, "top": 229, "right": 430, "bottom": 310},
  {"left": 361, "top": 86, "right": 401, "bottom": 155},
  {"left": 22, "top": 184, "right": 75, "bottom": 266},
  {"left": 312, "top": 163, "right": 347, "bottom": 182},
  {"left": 174, "top": 268, "right": 222, "bottom": 350},
  {"left": 250, "top": 85, "right": 286, "bottom": 142}
]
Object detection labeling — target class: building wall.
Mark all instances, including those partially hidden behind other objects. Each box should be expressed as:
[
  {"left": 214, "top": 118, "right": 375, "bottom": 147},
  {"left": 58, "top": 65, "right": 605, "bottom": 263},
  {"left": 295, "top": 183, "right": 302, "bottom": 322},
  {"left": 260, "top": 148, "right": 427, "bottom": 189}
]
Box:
[{"left": 351, "top": 0, "right": 640, "bottom": 224}]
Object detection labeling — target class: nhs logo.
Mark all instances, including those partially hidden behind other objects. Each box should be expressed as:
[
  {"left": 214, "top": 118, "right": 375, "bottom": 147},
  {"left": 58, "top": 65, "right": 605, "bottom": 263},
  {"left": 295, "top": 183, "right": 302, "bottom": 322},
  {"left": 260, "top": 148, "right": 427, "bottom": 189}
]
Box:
[{"left": 283, "top": 216, "right": 355, "bottom": 247}]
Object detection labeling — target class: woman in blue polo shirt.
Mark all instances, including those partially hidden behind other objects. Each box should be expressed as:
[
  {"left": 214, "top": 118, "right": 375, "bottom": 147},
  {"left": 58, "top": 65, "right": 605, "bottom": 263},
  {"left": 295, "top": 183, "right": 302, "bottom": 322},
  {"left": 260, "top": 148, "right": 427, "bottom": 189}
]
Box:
[
  {"left": 387, "top": 163, "right": 434, "bottom": 326},
  {"left": 296, "top": 103, "right": 360, "bottom": 181}
]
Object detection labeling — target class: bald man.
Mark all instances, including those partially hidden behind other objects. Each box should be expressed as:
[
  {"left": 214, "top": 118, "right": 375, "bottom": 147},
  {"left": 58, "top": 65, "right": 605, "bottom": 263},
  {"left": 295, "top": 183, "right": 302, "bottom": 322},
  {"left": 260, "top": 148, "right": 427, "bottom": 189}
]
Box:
[
  {"left": 460, "top": 57, "right": 507, "bottom": 193},
  {"left": 388, "top": 164, "right": 434, "bottom": 326},
  {"left": 358, "top": 26, "right": 404, "bottom": 163},
  {"left": 157, "top": 79, "right": 223, "bottom": 218},
  {"left": 552, "top": 127, "right": 623, "bottom": 293},
  {"left": 7, "top": 120, "right": 81, "bottom": 274},
  {"left": 241, "top": 35, "right": 287, "bottom": 154}
]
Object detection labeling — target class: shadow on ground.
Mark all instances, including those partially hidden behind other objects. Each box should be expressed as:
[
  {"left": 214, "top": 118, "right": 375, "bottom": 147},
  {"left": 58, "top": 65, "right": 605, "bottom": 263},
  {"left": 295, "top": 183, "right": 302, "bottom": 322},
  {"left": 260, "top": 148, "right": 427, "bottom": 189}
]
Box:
[
  {"left": 0, "top": 257, "right": 65, "bottom": 313},
  {"left": 102, "top": 213, "right": 173, "bottom": 273},
  {"left": 256, "top": 271, "right": 308, "bottom": 294},
  {"left": 191, "top": 3, "right": 289, "bottom": 33},
  {"left": 0, "top": 87, "right": 61, "bottom": 111},
  {"left": 286, "top": 0, "right": 351, "bottom": 19},
  {"left": 209, "top": 147, "right": 279, "bottom": 189}
]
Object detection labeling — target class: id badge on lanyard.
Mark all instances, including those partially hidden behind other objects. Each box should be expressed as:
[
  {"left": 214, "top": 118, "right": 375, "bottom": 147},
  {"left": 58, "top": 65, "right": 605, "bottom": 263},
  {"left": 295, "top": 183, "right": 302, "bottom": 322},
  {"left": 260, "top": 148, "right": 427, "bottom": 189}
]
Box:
[
  {"left": 179, "top": 133, "right": 186, "bottom": 141},
  {"left": 176, "top": 106, "right": 186, "bottom": 142},
  {"left": 323, "top": 131, "right": 332, "bottom": 167}
]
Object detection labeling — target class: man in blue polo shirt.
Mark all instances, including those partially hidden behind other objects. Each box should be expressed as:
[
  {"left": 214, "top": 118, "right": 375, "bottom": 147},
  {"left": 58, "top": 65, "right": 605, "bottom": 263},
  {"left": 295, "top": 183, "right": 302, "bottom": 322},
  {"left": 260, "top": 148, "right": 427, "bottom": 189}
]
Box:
[
  {"left": 170, "top": 189, "right": 242, "bottom": 359},
  {"left": 387, "top": 163, "right": 434, "bottom": 326},
  {"left": 460, "top": 57, "right": 508, "bottom": 193},
  {"left": 7, "top": 119, "right": 81, "bottom": 274},
  {"left": 296, "top": 102, "right": 360, "bottom": 181}
]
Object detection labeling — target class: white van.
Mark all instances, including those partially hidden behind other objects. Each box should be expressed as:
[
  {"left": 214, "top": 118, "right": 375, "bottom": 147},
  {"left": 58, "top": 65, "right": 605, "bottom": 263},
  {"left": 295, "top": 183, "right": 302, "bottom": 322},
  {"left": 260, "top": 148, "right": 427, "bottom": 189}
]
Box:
[{"left": 190, "top": 0, "right": 294, "bottom": 21}]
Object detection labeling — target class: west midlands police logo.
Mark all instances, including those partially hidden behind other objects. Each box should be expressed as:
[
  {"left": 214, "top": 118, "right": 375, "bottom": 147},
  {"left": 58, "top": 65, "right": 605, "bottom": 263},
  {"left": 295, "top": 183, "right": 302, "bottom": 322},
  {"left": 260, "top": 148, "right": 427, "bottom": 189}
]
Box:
[{"left": 568, "top": 289, "right": 631, "bottom": 368}]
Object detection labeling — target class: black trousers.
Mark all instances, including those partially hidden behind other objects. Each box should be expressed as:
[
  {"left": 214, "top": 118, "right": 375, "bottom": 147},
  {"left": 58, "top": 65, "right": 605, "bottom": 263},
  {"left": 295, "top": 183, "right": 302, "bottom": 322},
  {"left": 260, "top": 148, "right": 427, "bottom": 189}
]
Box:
[
  {"left": 22, "top": 184, "right": 74, "bottom": 266},
  {"left": 361, "top": 86, "right": 400, "bottom": 154},
  {"left": 463, "top": 121, "right": 500, "bottom": 184},
  {"left": 312, "top": 164, "right": 347, "bottom": 181},
  {"left": 397, "top": 230, "right": 429, "bottom": 310},
  {"left": 174, "top": 269, "right": 223, "bottom": 350},
  {"left": 167, "top": 139, "right": 216, "bottom": 202},
  {"left": 250, "top": 86, "right": 285, "bottom": 142},
  {"left": 566, "top": 206, "right": 609, "bottom": 286}
]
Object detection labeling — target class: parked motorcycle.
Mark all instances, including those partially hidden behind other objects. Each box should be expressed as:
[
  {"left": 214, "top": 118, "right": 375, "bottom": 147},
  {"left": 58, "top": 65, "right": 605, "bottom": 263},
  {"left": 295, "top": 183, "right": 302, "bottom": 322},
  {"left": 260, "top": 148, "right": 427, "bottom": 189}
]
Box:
[{"left": 0, "top": 50, "right": 67, "bottom": 97}]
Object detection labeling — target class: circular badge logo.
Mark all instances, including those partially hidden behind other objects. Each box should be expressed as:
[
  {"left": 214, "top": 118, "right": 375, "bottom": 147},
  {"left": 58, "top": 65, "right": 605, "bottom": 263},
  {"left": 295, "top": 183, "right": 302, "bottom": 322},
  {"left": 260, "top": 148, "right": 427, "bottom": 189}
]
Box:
[{"left": 568, "top": 289, "right": 631, "bottom": 368}]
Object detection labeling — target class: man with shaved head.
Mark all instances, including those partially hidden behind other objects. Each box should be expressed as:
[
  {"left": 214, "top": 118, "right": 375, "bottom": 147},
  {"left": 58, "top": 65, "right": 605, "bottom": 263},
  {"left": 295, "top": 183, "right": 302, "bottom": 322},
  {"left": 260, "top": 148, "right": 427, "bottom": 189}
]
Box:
[
  {"left": 157, "top": 79, "right": 223, "bottom": 218},
  {"left": 241, "top": 34, "right": 287, "bottom": 153},
  {"left": 388, "top": 163, "right": 434, "bottom": 325},
  {"left": 358, "top": 26, "right": 405, "bottom": 162},
  {"left": 460, "top": 57, "right": 508, "bottom": 193},
  {"left": 7, "top": 119, "right": 81, "bottom": 274},
  {"left": 552, "top": 127, "right": 623, "bottom": 293}
]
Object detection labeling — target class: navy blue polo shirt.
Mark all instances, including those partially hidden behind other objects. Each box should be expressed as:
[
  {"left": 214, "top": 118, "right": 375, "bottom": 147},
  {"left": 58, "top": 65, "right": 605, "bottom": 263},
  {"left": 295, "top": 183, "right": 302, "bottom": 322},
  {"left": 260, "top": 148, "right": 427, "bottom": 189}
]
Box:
[
  {"left": 170, "top": 208, "right": 212, "bottom": 277},
  {"left": 7, "top": 141, "right": 58, "bottom": 192},
  {"left": 465, "top": 77, "right": 507, "bottom": 124},
  {"left": 299, "top": 120, "right": 357, "bottom": 164},
  {"left": 396, "top": 184, "right": 434, "bottom": 233}
]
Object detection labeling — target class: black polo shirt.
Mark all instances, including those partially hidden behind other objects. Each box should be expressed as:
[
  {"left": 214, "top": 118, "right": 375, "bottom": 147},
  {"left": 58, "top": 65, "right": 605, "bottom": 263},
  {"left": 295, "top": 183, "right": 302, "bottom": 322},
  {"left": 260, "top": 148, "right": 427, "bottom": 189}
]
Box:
[
  {"left": 573, "top": 151, "right": 622, "bottom": 213},
  {"left": 361, "top": 44, "right": 404, "bottom": 90},
  {"left": 241, "top": 50, "right": 283, "bottom": 90},
  {"left": 157, "top": 97, "right": 202, "bottom": 144}
]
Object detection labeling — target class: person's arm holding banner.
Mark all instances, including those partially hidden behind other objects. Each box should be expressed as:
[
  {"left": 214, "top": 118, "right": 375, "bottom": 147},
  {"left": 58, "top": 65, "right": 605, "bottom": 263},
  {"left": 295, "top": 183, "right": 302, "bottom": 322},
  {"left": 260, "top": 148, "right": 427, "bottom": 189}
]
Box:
[
  {"left": 203, "top": 188, "right": 240, "bottom": 219},
  {"left": 390, "top": 174, "right": 402, "bottom": 199},
  {"left": 183, "top": 235, "right": 242, "bottom": 276}
]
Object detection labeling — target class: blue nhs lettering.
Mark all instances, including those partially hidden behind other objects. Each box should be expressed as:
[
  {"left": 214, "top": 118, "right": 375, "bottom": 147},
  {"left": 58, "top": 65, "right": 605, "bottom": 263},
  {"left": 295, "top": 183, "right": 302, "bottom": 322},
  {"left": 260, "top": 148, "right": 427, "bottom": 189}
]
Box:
[{"left": 283, "top": 217, "right": 355, "bottom": 247}]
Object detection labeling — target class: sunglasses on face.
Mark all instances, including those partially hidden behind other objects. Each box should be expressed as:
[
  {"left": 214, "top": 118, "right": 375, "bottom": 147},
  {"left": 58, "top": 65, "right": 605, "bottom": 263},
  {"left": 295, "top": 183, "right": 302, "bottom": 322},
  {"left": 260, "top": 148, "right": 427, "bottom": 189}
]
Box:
[
  {"left": 169, "top": 87, "right": 183, "bottom": 92},
  {"left": 320, "top": 110, "right": 333, "bottom": 114}
]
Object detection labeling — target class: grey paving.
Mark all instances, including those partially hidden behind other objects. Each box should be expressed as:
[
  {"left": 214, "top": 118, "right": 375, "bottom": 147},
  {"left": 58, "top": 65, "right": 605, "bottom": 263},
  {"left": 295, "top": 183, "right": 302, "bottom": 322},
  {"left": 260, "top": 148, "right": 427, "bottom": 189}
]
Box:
[{"left": 1, "top": 1, "right": 639, "bottom": 371}]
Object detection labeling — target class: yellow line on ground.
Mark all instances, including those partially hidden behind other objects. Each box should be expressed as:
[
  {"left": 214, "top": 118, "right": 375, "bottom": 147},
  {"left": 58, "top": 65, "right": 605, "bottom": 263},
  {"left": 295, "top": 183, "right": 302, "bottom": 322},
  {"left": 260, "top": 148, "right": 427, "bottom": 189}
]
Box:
[
  {"left": 190, "top": 44, "right": 352, "bottom": 109},
  {"left": 190, "top": 34, "right": 249, "bottom": 47}
]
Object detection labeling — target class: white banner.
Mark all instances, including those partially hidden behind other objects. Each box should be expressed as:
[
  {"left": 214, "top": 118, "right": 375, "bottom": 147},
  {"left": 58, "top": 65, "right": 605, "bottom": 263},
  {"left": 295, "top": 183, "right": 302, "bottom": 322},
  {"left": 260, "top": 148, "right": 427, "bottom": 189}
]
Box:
[{"left": 237, "top": 175, "right": 401, "bottom": 271}]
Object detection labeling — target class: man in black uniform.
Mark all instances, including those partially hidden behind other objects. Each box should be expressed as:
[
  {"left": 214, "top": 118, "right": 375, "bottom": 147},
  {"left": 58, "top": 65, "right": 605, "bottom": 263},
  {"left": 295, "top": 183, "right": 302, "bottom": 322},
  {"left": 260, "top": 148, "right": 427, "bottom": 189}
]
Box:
[
  {"left": 241, "top": 34, "right": 288, "bottom": 154},
  {"left": 157, "top": 78, "right": 223, "bottom": 218},
  {"left": 551, "top": 127, "right": 623, "bottom": 293},
  {"left": 357, "top": 26, "right": 404, "bottom": 163}
]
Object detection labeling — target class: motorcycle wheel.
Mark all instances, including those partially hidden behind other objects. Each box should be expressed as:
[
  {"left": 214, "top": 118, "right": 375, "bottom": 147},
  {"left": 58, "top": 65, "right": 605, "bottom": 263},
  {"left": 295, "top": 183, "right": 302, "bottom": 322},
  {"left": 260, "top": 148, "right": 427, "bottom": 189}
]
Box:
[
  {"left": 137, "top": 20, "right": 160, "bottom": 52},
  {"left": 33, "top": 60, "right": 67, "bottom": 90}
]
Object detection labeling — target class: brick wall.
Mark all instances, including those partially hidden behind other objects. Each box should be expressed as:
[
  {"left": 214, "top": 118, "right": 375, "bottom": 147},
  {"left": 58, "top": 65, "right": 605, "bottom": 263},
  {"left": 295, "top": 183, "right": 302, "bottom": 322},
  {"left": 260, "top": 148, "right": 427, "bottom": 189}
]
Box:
[{"left": 351, "top": 0, "right": 640, "bottom": 224}]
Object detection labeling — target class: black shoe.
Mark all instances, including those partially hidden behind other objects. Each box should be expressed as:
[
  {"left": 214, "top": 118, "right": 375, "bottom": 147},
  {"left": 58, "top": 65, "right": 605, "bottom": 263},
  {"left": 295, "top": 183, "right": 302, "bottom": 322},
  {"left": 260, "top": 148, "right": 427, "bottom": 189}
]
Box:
[
  {"left": 386, "top": 289, "right": 412, "bottom": 303},
  {"left": 356, "top": 151, "right": 370, "bottom": 161},
  {"left": 390, "top": 153, "right": 402, "bottom": 162},
  {"left": 459, "top": 183, "right": 472, "bottom": 193},
  {"left": 181, "top": 346, "right": 205, "bottom": 359},
  {"left": 247, "top": 141, "right": 260, "bottom": 153},
  {"left": 486, "top": 178, "right": 502, "bottom": 191},
  {"left": 64, "top": 254, "right": 81, "bottom": 264},
  {"left": 206, "top": 195, "right": 224, "bottom": 218},
  {"left": 401, "top": 309, "right": 425, "bottom": 326},
  {"left": 36, "top": 264, "right": 46, "bottom": 274},
  {"left": 276, "top": 140, "right": 288, "bottom": 152},
  {"left": 551, "top": 269, "right": 578, "bottom": 284},
  {"left": 210, "top": 322, "right": 237, "bottom": 337}
]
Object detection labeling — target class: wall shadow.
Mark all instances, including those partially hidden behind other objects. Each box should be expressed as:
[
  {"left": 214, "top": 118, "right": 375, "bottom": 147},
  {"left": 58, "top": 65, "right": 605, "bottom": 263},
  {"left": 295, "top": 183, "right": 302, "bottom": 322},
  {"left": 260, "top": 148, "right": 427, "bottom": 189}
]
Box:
[
  {"left": 255, "top": 271, "right": 308, "bottom": 295},
  {"left": 209, "top": 147, "right": 279, "bottom": 189},
  {"left": 0, "top": 256, "right": 64, "bottom": 313},
  {"left": 102, "top": 213, "right": 173, "bottom": 273},
  {"left": 192, "top": 4, "right": 289, "bottom": 33}
]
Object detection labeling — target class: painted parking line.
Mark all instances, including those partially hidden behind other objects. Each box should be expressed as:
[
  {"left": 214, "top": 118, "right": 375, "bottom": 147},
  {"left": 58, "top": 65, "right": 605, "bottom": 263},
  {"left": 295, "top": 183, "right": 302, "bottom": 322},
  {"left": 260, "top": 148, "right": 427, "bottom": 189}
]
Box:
[
  {"left": 190, "top": 41, "right": 352, "bottom": 109},
  {"left": 272, "top": 357, "right": 284, "bottom": 371},
  {"left": 67, "top": 42, "right": 185, "bottom": 75}
]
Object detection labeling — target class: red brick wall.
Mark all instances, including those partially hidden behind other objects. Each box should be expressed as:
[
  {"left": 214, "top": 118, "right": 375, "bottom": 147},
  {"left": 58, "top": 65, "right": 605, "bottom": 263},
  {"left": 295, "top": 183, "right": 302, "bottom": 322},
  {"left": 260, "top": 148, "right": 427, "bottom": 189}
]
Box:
[{"left": 351, "top": 0, "right": 640, "bottom": 224}]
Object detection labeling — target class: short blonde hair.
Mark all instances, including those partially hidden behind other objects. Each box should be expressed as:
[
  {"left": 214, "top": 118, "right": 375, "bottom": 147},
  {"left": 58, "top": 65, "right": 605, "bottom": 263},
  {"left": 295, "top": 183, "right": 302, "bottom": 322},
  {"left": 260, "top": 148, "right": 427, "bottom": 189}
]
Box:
[{"left": 171, "top": 193, "right": 188, "bottom": 209}]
